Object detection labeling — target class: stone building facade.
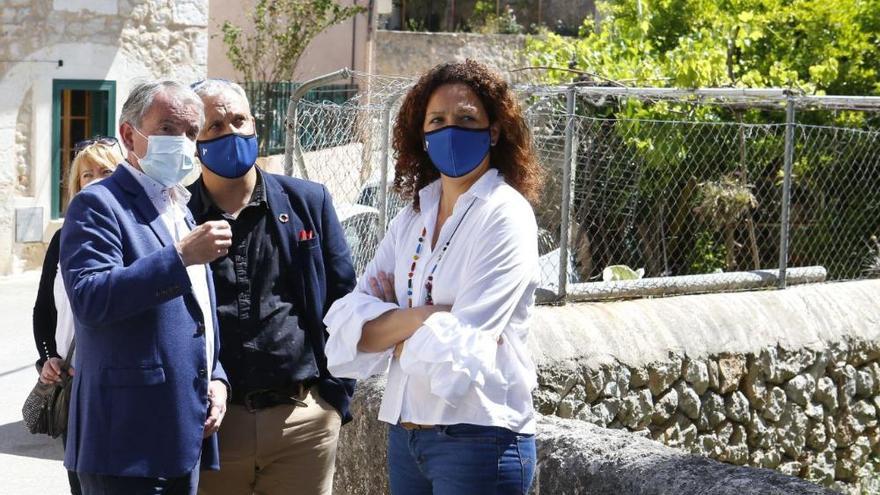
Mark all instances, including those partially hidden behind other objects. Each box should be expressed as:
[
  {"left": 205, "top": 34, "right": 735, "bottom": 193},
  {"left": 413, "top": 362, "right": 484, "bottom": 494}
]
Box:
[{"left": 0, "top": 0, "right": 209, "bottom": 274}]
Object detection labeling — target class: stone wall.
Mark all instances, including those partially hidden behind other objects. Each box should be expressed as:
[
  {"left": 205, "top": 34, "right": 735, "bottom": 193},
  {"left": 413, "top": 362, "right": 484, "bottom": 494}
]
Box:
[
  {"left": 0, "top": 0, "right": 208, "bottom": 93},
  {"left": 373, "top": 30, "right": 528, "bottom": 77},
  {"left": 0, "top": 0, "right": 209, "bottom": 273},
  {"left": 14, "top": 87, "right": 33, "bottom": 195},
  {"left": 531, "top": 280, "right": 880, "bottom": 493},
  {"left": 334, "top": 280, "right": 880, "bottom": 494},
  {"left": 535, "top": 342, "right": 880, "bottom": 492},
  {"left": 335, "top": 377, "right": 837, "bottom": 495}
]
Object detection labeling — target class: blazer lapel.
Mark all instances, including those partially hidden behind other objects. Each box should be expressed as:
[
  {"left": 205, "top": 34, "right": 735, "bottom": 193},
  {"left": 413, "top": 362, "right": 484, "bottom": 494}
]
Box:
[
  {"left": 264, "top": 172, "right": 304, "bottom": 269},
  {"left": 263, "top": 172, "right": 312, "bottom": 320},
  {"left": 138, "top": 197, "right": 175, "bottom": 248},
  {"left": 117, "top": 166, "right": 175, "bottom": 247}
]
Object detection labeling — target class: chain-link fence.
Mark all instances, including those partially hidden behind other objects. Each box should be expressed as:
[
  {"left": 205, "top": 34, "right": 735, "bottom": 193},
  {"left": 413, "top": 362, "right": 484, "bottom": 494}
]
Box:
[
  {"left": 788, "top": 123, "right": 880, "bottom": 280},
  {"left": 243, "top": 81, "right": 358, "bottom": 155},
  {"left": 256, "top": 70, "right": 880, "bottom": 303}
]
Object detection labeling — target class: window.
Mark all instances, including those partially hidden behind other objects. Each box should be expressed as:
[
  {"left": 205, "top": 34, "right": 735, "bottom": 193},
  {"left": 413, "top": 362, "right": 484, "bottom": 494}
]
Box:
[{"left": 52, "top": 80, "right": 116, "bottom": 218}]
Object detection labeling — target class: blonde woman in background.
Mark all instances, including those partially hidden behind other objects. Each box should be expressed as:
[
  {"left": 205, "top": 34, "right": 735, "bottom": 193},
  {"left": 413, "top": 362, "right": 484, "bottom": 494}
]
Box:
[{"left": 32, "top": 137, "right": 122, "bottom": 495}]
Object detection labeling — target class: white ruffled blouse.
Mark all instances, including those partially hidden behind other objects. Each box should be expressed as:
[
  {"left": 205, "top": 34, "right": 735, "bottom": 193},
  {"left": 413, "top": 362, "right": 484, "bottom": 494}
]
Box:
[{"left": 324, "top": 169, "right": 539, "bottom": 434}]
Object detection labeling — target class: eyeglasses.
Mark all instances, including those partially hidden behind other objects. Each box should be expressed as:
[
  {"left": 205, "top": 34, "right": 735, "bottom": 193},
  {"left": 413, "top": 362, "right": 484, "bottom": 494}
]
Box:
[{"left": 73, "top": 136, "right": 120, "bottom": 157}]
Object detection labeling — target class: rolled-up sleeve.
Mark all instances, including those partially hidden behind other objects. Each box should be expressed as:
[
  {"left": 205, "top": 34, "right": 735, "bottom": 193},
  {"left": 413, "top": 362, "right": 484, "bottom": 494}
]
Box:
[
  {"left": 324, "top": 209, "right": 409, "bottom": 379},
  {"left": 398, "top": 207, "right": 539, "bottom": 402}
]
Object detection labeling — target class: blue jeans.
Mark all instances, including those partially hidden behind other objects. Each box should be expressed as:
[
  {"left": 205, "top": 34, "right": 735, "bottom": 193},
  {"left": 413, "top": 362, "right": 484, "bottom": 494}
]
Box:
[
  {"left": 388, "top": 423, "right": 536, "bottom": 495},
  {"left": 78, "top": 465, "right": 199, "bottom": 495}
]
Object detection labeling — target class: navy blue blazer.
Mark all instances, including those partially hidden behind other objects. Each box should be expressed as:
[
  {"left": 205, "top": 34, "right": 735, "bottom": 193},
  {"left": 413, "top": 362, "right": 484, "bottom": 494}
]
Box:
[
  {"left": 187, "top": 170, "right": 357, "bottom": 422},
  {"left": 60, "top": 165, "right": 228, "bottom": 478}
]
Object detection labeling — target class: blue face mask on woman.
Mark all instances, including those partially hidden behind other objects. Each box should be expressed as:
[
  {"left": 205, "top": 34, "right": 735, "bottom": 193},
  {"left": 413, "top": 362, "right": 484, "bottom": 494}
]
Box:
[
  {"left": 424, "top": 126, "right": 491, "bottom": 178},
  {"left": 196, "top": 133, "right": 259, "bottom": 179}
]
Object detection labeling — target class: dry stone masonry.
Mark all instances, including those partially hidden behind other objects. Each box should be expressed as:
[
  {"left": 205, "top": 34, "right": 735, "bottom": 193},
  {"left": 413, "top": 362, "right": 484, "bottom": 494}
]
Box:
[
  {"left": 529, "top": 280, "right": 880, "bottom": 494},
  {"left": 535, "top": 341, "right": 880, "bottom": 492},
  {"left": 335, "top": 377, "right": 838, "bottom": 495}
]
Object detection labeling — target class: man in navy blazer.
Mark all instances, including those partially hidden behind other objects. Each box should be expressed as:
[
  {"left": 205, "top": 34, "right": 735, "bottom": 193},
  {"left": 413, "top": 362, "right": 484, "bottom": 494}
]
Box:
[
  {"left": 61, "top": 80, "right": 233, "bottom": 495},
  {"left": 188, "top": 79, "right": 356, "bottom": 494}
]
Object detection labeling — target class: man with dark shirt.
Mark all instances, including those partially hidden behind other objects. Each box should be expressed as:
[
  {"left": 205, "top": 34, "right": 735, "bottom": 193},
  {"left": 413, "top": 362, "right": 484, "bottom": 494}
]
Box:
[{"left": 188, "top": 79, "right": 357, "bottom": 495}]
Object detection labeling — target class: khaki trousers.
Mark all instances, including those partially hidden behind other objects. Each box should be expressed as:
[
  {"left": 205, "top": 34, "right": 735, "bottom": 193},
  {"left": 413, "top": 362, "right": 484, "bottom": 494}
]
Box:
[{"left": 198, "top": 386, "right": 342, "bottom": 495}]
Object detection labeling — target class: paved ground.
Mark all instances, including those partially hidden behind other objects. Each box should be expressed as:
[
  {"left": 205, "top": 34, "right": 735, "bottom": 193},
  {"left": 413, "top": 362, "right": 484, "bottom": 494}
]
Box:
[{"left": 0, "top": 271, "right": 70, "bottom": 494}]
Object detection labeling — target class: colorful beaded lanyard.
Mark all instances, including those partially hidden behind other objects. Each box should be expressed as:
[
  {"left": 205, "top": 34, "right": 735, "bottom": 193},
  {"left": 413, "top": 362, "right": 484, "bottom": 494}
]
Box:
[{"left": 407, "top": 199, "right": 477, "bottom": 308}]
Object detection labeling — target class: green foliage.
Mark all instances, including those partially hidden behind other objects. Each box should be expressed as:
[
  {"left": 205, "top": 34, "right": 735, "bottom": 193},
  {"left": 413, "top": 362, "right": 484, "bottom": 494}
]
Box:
[
  {"left": 689, "top": 231, "right": 728, "bottom": 273},
  {"left": 472, "top": 3, "right": 524, "bottom": 34},
  {"left": 406, "top": 17, "right": 429, "bottom": 32},
  {"left": 472, "top": 0, "right": 495, "bottom": 21},
  {"left": 524, "top": 0, "right": 880, "bottom": 281},
  {"left": 525, "top": 0, "right": 880, "bottom": 95},
  {"left": 221, "top": 0, "right": 365, "bottom": 82}
]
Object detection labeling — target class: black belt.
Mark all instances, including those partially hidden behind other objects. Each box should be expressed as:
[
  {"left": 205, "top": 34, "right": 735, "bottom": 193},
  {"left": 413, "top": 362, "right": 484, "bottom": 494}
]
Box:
[{"left": 232, "top": 383, "right": 309, "bottom": 412}]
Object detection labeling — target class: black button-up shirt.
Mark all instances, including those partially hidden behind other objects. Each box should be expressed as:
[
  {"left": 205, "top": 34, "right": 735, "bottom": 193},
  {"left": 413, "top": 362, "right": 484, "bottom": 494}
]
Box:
[{"left": 194, "top": 172, "right": 318, "bottom": 396}]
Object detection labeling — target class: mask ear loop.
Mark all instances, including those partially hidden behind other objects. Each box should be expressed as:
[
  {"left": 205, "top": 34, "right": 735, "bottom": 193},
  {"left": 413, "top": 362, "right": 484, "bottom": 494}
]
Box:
[{"left": 129, "top": 126, "right": 150, "bottom": 162}]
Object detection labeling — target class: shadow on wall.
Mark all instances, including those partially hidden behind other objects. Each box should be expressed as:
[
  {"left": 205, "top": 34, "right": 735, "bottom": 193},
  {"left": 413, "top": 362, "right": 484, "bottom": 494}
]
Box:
[{"left": 535, "top": 415, "right": 836, "bottom": 495}]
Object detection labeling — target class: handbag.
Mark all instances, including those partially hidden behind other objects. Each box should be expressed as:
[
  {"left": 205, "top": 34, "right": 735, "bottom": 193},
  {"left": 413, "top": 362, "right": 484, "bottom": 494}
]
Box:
[{"left": 22, "top": 340, "right": 75, "bottom": 438}]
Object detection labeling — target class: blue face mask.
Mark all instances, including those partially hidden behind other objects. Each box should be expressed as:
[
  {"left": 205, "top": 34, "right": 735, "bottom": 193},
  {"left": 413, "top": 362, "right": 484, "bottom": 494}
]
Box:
[
  {"left": 196, "top": 133, "right": 259, "bottom": 179},
  {"left": 424, "top": 126, "right": 491, "bottom": 178}
]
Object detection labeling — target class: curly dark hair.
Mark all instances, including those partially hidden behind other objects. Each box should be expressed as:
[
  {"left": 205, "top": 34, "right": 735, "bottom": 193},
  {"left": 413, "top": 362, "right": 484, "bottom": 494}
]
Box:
[{"left": 392, "top": 60, "right": 543, "bottom": 211}]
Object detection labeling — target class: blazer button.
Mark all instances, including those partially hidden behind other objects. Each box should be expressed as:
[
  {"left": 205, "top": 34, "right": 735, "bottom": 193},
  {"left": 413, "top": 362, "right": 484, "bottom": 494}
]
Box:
[
  {"left": 195, "top": 322, "right": 205, "bottom": 335},
  {"left": 198, "top": 368, "right": 207, "bottom": 378}
]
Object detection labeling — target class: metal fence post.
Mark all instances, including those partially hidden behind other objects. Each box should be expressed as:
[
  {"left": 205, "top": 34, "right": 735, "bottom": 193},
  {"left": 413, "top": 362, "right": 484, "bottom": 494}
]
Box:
[
  {"left": 377, "top": 101, "right": 394, "bottom": 237},
  {"left": 558, "top": 86, "right": 577, "bottom": 301},
  {"left": 778, "top": 95, "right": 796, "bottom": 288},
  {"left": 284, "top": 68, "right": 352, "bottom": 179},
  {"left": 376, "top": 90, "right": 407, "bottom": 238}
]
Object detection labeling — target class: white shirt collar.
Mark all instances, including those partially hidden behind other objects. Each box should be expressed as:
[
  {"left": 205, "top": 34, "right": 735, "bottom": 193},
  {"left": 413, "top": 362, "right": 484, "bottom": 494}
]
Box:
[
  {"left": 417, "top": 168, "right": 502, "bottom": 212},
  {"left": 122, "top": 161, "right": 191, "bottom": 208}
]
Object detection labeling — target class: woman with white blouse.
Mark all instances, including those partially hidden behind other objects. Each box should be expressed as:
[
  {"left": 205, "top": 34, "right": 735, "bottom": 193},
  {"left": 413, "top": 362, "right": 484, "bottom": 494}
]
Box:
[{"left": 324, "top": 60, "right": 543, "bottom": 494}]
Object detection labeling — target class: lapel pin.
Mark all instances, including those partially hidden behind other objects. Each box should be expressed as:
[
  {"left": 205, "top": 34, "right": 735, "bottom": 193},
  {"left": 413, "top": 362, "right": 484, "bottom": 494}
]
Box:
[{"left": 279, "top": 213, "right": 289, "bottom": 223}]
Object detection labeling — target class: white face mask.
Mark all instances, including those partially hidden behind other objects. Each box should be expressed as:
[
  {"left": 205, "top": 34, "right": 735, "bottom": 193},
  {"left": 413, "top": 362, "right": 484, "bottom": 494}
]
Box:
[{"left": 132, "top": 127, "right": 196, "bottom": 187}]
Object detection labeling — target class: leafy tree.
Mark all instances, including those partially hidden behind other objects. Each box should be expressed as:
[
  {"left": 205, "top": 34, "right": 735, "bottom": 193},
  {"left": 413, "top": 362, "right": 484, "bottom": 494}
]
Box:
[
  {"left": 220, "top": 0, "right": 364, "bottom": 155},
  {"left": 526, "top": 0, "right": 880, "bottom": 95},
  {"left": 221, "top": 0, "right": 365, "bottom": 82},
  {"left": 523, "top": 0, "right": 880, "bottom": 282}
]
